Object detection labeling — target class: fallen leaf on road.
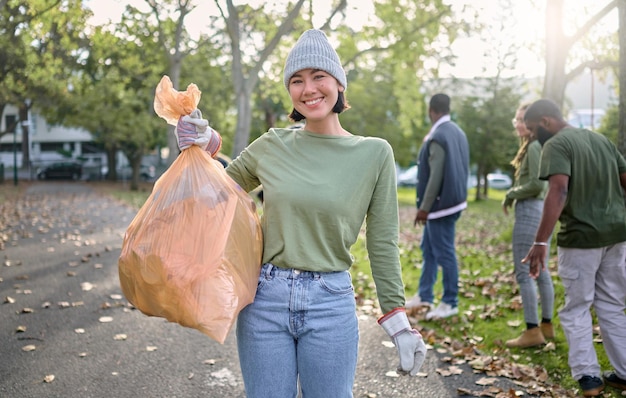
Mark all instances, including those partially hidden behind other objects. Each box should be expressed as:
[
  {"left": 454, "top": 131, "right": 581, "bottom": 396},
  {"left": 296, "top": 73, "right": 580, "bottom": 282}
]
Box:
[
  {"left": 476, "top": 377, "right": 498, "bottom": 386},
  {"left": 385, "top": 371, "right": 399, "bottom": 378},
  {"left": 67, "top": 271, "right": 76, "bottom": 277},
  {"left": 114, "top": 334, "right": 127, "bottom": 340},
  {"left": 22, "top": 344, "right": 36, "bottom": 352},
  {"left": 80, "top": 282, "right": 94, "bottom": 291},
  {"left": 99, "top": 316, "right": 113, "bottom": 323},
  {"left": 437, "top": 366, "right": 464, "bottom": 376},
  {"left": 457, "top": 386, "right": 504, "bottom": 397},
  {"left": 188, "top": 373, "right": 194, "bottom": 380},
  {"left": 110, "top": 294, "right": 123, "bottom": 300},
  {"left": 21, "top": 307, "right": 33, "bottom": 313},
  {"left": 381, "top": 341, "right": 394, "bottom": 348},
  {"left": 78, "top": 352, "right": 88, "bottom": 357},
  {"left": 43, "top": 375, "right": 55, "bottom": 383},
  {"left": 58, "top": 302, "right": 70, "bottom": 308},
  {"left": 75, "top": 328, "right": 85, "bottom": 334},
  {"left": 4, "top": 296, "right": 15, "bottom": 304},
  {"left": 94, "top": 263, "right": 103, "bottom": 269},
  {"left": 448, "top": 365, "right": 464, "bottom": 375},
  {"left": 146, "top": 346, "right": 157, "bottom": 351},
  {"left": 203, "top": 359, "right": 216, "bottom": 365},
  {"left": 16, "top": 325, "right": 26, "bottom": 333}
]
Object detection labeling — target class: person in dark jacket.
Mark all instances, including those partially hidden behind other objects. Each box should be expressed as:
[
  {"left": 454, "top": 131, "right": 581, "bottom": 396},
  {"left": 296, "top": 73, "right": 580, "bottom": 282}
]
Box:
[{"left": 406, "top": 93, "right": 469, "bottom": 320}]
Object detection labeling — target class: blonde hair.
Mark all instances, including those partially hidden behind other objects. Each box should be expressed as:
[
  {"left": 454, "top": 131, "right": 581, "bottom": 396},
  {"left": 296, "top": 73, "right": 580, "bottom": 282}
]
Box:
[{"left": 510, "top": 103, "right": 534, "bottom": 178}]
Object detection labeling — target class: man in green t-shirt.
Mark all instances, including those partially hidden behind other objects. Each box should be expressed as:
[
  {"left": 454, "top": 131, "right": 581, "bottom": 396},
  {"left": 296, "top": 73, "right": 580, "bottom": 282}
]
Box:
[{"left": 522, "top": 99, "right": 626, "bottom": 397}]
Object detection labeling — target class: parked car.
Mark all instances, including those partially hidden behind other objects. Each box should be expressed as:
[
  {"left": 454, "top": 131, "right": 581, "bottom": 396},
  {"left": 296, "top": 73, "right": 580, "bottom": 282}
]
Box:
[
  {"left": 37, "top": 161, "right": 83, "bottom": 180},
  {"left": 486, "top": 172, "right": 512, "bottom": 190},
  {"left": 468, "top": 172, "right": 512, "bottom": 190},
  {"left": 397, "top": 165, "right": 418, "bottom": 187},
  {"left": 102, "top": 164, "right": 156, "bottom": 181}
]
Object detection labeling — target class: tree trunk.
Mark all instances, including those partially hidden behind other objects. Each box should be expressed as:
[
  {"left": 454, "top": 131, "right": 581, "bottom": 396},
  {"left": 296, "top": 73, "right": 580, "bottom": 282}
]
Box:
[
  {"left": 232, "top": 88, "right": 253, "bottom": 157},
  {"left": 106, "top": 147, "right": 117, "bottom": 181},
  {"left": 19, "top": 104, "right": 30, "bottom": 169},
  {"left": 542, "top": 0, "right": 569, "bottom": 107},
  {"left": 129, "top": 152, "right": 143, "bottom": 191}
]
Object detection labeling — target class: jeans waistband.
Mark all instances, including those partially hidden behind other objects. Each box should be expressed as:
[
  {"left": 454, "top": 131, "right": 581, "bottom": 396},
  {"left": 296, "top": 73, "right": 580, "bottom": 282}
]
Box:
[{"left": 262, "top": 263, "right": 327, "bottom": 280}]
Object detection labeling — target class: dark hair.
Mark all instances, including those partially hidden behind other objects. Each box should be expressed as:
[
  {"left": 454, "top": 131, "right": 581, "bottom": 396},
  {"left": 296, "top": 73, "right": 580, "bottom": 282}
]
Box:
[
  {"left": 288, "top": 91, "right": 350, "bottom": 122},
  {"left": 429, "top": 93, "right": 450, "bottom": 114},
  {"left": 524, "top": 99, "right": 563, "bottom": 122}
]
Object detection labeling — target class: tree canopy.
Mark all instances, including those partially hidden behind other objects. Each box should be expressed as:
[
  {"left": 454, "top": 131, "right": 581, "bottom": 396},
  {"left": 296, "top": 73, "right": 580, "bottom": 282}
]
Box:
[{"left": 2, "top": 0, "right": 622, "bottom": 190}]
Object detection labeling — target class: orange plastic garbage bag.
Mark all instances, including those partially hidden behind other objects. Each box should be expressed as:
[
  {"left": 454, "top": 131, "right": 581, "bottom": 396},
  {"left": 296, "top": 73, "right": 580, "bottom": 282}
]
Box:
[
  {"left": 118, "top": 77, "right": 263, "bottom": 344},
  {"left": 153, "top": 75, "right": 202, "bottom": 126}
]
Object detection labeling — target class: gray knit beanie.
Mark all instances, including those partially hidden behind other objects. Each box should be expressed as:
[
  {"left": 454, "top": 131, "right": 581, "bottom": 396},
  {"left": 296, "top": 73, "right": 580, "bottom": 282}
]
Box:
[{"left": 283, "top": 29, "right": 347, "bottom": 91}]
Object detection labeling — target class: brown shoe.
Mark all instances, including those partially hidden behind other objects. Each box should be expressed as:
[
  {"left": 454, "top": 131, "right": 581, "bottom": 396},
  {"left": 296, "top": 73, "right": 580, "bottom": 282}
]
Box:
[
  {"left": 505, "top": 327, "right": 545, "bottom": 348},
  {"left": 540, "top": 322, "right": 554, "bottom": 339}
]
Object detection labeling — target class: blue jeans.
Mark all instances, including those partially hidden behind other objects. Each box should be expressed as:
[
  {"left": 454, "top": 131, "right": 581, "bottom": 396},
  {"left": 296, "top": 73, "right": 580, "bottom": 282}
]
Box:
[
  {"left": 236, "top": 263, "right": 359, "bottom": 398},
  {"left": 418, "top": 212, "right": 461, "bottom": 307}
]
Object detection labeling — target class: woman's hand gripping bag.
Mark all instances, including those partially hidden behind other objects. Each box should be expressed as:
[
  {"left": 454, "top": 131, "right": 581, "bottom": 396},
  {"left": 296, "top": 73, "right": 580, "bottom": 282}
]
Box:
[{"left": 118, "top": 76, "right": 263, "bottom": 344}]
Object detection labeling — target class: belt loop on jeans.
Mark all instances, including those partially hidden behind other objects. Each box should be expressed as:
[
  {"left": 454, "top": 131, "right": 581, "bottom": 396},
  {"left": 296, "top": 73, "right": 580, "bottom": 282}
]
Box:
[{"left": 264, "top": 263, "right": 273, "bottom": 279}]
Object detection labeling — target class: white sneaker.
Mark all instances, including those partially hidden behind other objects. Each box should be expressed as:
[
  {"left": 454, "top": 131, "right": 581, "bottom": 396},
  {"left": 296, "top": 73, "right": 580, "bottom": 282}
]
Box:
[
  {"left": 405, "top": 295, "right": 432, "bottom": 310},
  {"left": 425, "top": 303, "right": 458, "bottom": 320}
]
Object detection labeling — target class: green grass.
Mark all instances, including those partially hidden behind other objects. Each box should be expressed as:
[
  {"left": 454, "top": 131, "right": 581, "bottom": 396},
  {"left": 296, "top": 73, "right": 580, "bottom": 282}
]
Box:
[{"left": 100, "top": 183, "right": 620, "bottom": 396}]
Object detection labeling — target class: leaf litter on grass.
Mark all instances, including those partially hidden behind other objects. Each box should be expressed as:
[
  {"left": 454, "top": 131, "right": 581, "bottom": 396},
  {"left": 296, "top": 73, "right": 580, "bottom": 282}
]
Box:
[{"left": 397, "top": 205, "right": 583, "bottom": 397}]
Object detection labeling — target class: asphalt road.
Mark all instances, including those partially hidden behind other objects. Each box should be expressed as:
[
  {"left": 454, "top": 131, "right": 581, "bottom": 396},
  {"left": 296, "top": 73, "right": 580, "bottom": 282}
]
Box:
[{"left": 1, "top": 182, "right": 524, "bottom": 398}]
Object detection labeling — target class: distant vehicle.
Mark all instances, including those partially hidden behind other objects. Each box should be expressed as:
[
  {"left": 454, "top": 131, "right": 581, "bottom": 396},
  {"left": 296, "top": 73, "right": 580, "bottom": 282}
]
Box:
[
  {"left": 397, "top": 165, "right": 418, "bottom": 187},
  {"left": 486, "top": 172, "right": 512, "bottom": 190},
  {"left": 37, "top": 161, "right": 83, "bottom": 180},
  {"left": 468, "top": 172, "right": 512, "bottom": 190},
  {"left": 103, "top": 164, "right": 156, "bottom": 181},
  {"left": 567, "top": 108, "right": 606, "bottom": 131}
]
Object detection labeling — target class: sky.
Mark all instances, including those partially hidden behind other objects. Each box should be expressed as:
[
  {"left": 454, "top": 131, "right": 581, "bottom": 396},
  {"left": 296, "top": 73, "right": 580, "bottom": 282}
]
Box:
[{"left": 83, "top": 0, "right": 616, "bottom": 80}]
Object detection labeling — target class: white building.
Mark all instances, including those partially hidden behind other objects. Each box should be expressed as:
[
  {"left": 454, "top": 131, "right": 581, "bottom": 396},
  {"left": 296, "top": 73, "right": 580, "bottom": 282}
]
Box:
[{"left": 1, "top": 104, "right": 106, "bottom": 179}]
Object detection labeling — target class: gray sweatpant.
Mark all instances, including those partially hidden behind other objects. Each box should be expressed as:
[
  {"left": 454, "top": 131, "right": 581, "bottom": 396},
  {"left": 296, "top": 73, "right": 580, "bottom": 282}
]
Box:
[{"left": 558, "top": 244, "right": 626, "bottom": 380}]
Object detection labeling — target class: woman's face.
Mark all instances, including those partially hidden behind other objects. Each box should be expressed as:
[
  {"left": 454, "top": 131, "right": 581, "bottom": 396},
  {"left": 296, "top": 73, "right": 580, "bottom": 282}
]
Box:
[
  {"left": 288, "top": 68, "right": 342, "bottom": 122},
  {"left": 513, "top": 108, "right": 531, "bottom": 138}
]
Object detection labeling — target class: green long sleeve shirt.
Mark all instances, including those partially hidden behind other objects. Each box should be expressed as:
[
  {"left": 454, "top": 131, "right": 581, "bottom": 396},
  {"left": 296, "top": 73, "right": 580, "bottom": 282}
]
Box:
[
  {"left": 225, "top": 128, "right": 405, "bottom": 313},
  {"left": 419, "top": 142, "right": 445, "bottom": 212},
  {"left": 504, "top": 140, "right": 547, "bottom": 207}
]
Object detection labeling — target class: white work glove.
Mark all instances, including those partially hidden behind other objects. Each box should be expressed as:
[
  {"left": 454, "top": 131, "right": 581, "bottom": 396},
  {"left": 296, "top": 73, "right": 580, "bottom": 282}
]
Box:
[
  {"left": 175, "top": 109, "right": 222, "bottom": 157},
  {"left": 378, "top": 308, "right": 427, "bottom": 376}
]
